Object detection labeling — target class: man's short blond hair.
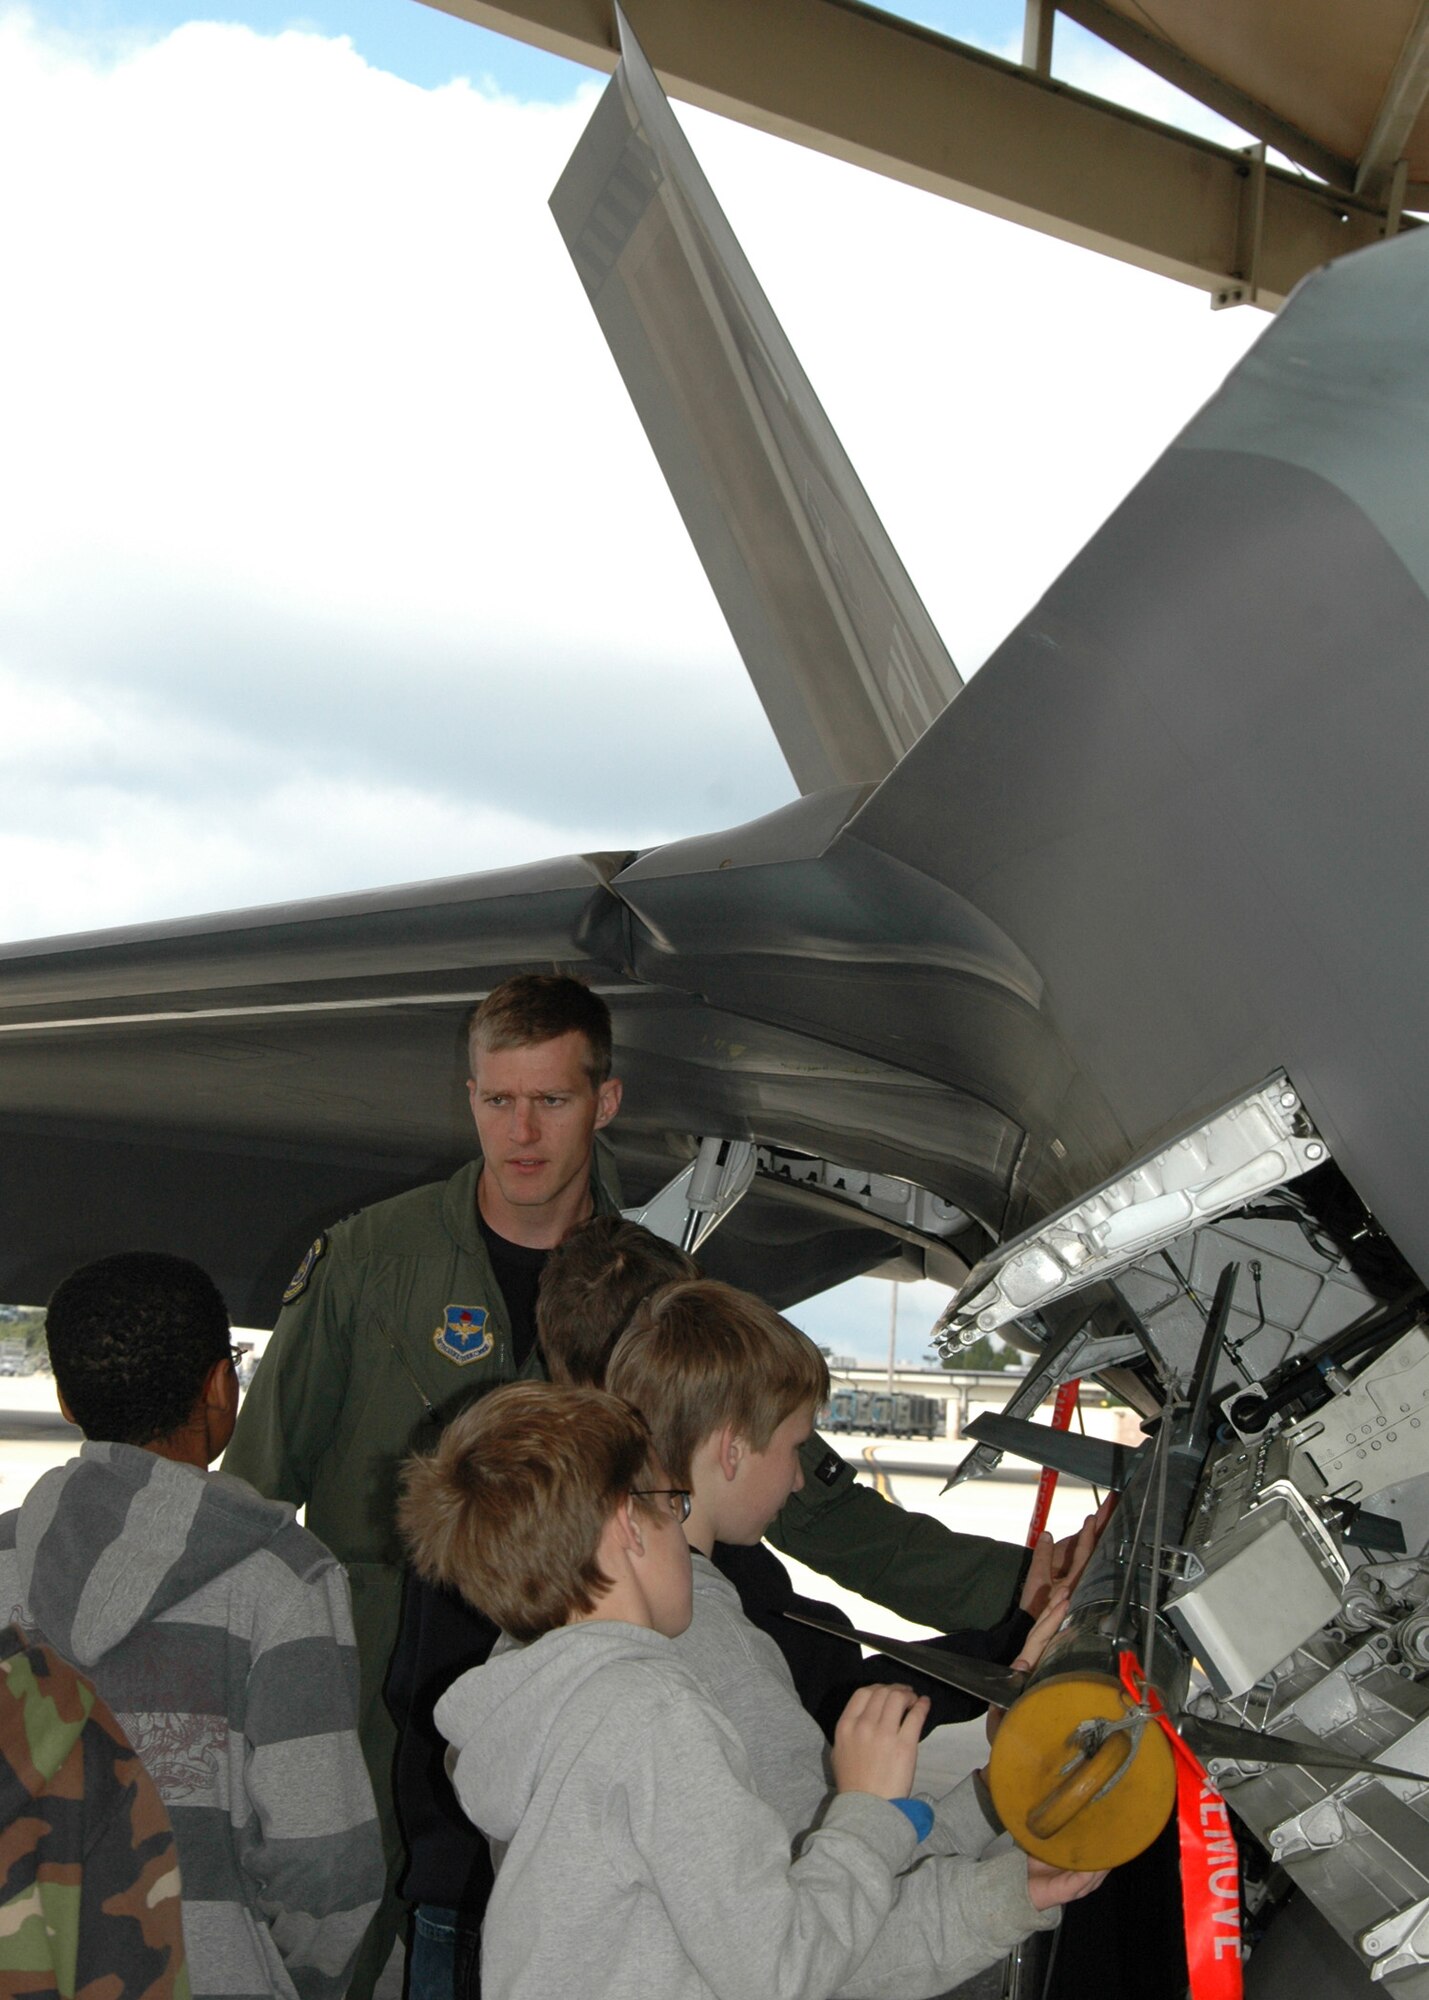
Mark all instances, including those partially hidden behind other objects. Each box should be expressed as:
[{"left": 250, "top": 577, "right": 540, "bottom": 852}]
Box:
[
  {"left": 605, "top": 1279, "right": 830, "bottom": 1486},
  {"left": 398, "top": 1382, "right": 660, "bottom": 1642},
  {"left": 465, "top": 975, "right": 612, "bottom": 1085}
]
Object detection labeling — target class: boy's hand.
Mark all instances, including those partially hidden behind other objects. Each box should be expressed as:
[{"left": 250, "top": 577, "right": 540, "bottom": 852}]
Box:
[
  {"left": 1054, "top": 1494, "right": 1118, "bottom": 1591},
  {"left": 1024, "top": 1493, "right": 1117, "bottom": 1616},
  {"left": 1019, "top": 1530, "right": 1057, "bottom": 1618},
  {"left": 1015, "top": 1583, "right": 1072, "bottom": 1677},
  {"left": 831, "top": 1683, "right": 930, "bottom": 1801},
  {"left": 986, "top": 1582, "right": 1071, "bottom": 1743},
  {"left": 1026, "top": 1857, "right": 1108, "bottom": 1911}
]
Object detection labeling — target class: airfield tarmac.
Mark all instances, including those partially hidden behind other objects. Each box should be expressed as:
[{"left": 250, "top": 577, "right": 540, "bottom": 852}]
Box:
[
  {"left": 0, "top": 1379, "right": 1081, "bottom": 1999},
  {"left": 0, "top": 1376, "right": 1100, "bottom": 1616}
]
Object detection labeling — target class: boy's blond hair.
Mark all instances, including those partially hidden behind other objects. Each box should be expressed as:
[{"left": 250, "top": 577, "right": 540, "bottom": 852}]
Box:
[
  {"left": 398, "top": 1382, "right": 661, "bottom": 1642},
  {"left": 605, "top": 1279, "right": 830, "bottom": 1486}
]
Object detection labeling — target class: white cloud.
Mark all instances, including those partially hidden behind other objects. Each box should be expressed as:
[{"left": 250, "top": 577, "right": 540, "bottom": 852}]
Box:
[
  {"left": 0, "top": 20, "right": 696, "bottom": 643},
  {"left": 684, "top": 100, "right": 1264, "bottom": 670},
  {"left": 0, "top": 8, "right": 1265, "bottom": 943},
  {"left": 788, "top": 1274, "right": 954, "bottom": 1368},
  {"left": 0, "top": 663, "right": 674, "bottom": 938},
  {"left": 0, "top": 769, "right": 629, "bottom": 946}
]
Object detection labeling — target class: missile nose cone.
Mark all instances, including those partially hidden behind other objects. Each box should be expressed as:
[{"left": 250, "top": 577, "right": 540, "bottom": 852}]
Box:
[{"left": 989, "top": 1670, "right": 1177, "bottom": 1871}]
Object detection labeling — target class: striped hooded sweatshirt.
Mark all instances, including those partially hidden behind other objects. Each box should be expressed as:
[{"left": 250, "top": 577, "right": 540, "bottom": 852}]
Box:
[{"left": 0, "top": 1443, "right": 384, "bottom": 2000}]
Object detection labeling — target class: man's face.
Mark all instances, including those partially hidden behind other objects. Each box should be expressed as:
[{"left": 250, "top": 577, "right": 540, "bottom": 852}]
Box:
[
  {"left": 468, "top": 1030, "right": 621, "bottom": 1222},
  {"left": 726, "top": 1401, "right": 816, "bottom": 1544}
]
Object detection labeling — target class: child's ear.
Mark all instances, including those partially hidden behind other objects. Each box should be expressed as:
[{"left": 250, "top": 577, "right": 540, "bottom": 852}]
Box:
[
  {"left": 715, "top": 1425, "right": 743, "bottom": 1482},
  {"left": 200, "top": 1354, "right": 236, "bottom": 1420},
  {"left": 613, "top": 1496, "right": 646, "bottom": 1558}
]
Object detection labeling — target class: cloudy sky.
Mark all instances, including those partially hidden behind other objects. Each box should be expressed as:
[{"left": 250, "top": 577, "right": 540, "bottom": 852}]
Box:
[{"left": 2, "top": 0, "right": 1268, "bottom": 1355}]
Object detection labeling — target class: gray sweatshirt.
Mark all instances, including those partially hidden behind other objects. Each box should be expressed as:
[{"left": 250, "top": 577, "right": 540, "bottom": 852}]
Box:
[
  {"left": 675, "top": 1553, "right": 1057, "bottom": 1999},
  {"left": 438, "top": 1619, "right": 927, "bottom": 2000},
  {"left": 0, "top": 1442, "right": 384, "bottom": 2000}
]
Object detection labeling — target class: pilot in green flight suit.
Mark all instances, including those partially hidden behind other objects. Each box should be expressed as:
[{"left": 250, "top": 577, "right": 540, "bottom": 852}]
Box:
[{"left": 226, "top": 975, "right": 1029, "bottom": 1997}]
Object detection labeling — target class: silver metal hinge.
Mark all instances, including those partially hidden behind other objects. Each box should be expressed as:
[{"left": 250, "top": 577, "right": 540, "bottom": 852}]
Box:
[
  {"left": 1269, "top": 1795, "right": 1357, "bottom": 1861},
  {"left": 623, "top": 1137, "right": 757, "bottom": 1253},
  {"left": 1362, "top": 1893, "right": 1429, "bottom": 1980}
]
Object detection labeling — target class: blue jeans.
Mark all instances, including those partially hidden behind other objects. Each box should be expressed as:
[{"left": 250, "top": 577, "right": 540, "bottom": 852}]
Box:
[{"left": 407, "top": 1905, "right": 482, "bottom": 2000}]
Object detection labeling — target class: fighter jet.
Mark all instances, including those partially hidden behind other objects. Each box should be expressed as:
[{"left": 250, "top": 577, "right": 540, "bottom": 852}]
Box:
[{"left": 3, "top": 11, "right": 1429, "bottom": 1991}]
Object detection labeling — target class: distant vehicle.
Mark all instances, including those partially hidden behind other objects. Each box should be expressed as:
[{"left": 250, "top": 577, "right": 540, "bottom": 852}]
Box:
[
  {"left": 894, "top": 1394, "right": 942, "bottom": 1438},
  {"left": 821, "top": 1389, "right": 941, "bottom": 1439},
  {"left": 824, "top": 1387, "right": 861, "bottom": 1433}
]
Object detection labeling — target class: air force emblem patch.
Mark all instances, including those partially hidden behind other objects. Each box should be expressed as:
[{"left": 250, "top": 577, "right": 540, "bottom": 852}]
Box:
[{"left": 434, "top": 1304, "right": 494, "bottom": 1366}]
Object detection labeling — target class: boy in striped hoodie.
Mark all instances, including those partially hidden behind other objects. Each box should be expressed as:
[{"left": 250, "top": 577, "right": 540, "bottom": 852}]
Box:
[{"left": 0, "top": 1252, "right": 383, "bottom": 2000}]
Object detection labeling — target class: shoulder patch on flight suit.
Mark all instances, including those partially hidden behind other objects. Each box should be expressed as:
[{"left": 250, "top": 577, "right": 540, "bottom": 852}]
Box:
[
  {"left": 282, "top": 1234, "right": 327, "bottom": 1304},
  {"left": 812, "top": 1448, "right": 846, "bottom": 1488},
  {"left": 434, "top": 1304, "right": 494, "bottom": 1366}
]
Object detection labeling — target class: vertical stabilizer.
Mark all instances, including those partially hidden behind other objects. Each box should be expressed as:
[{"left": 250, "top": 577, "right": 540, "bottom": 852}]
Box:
[{"left": 551, "top": 8, "right": 961, "bottom": 794}]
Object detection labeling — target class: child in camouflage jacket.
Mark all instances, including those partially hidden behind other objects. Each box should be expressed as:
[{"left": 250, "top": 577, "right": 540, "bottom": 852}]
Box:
[{"left": 0, "top": 1622, "right": 190, "bottom": 1998}]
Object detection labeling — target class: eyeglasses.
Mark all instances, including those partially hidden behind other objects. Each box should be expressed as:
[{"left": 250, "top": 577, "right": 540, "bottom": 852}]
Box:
[
  {"left": 229, "top": 1346, "right": 245, "bottom": 1370},
  {"left": 632, "top": 1488, "right": 692, "bottom": 1524}
]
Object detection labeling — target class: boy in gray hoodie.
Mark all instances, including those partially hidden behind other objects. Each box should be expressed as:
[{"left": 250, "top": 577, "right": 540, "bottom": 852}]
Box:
[
  {"left": 601, "top": 1279, "right": 1103, "bottom": 1997},
  {"left": 401, "top": 1381, "right": 1099, "bottom": 2000},
  {"left": 0, "top": 1252, "right": 384, "bottom": 2000}
]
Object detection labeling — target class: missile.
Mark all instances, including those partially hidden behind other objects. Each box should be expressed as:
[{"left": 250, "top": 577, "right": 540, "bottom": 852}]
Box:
[{"left": 788, "top": 1262, "right": 1429, "bottom": 1868}]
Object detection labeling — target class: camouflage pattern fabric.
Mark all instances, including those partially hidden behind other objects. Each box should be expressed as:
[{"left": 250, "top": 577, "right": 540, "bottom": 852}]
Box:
[
  {"left": 0, "top": 1623, "right": 189, "bottom": 1999},
  {"left": 0, "top": 1442, "right": 381, "bottom": 2000}
]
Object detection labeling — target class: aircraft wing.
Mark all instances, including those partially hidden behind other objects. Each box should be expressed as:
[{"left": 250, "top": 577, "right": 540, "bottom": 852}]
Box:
[
  {"left": 0, "top": 821, "right": 1006, "bottom": 1319},
  {"left": 549, "top": 6, "right": 961, "bottom": 794}
]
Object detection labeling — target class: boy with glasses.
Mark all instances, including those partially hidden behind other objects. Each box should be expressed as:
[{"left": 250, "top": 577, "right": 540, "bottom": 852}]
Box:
[
  {"left": 391, "top": 1220, "right": 1106, "bottom": 1995},
  {"left": 601, "top": 1278, "right": 1104, "bottom": 1993},
  {"left": 401, "top": 1381, "right": 998, "bottom": 2000}
]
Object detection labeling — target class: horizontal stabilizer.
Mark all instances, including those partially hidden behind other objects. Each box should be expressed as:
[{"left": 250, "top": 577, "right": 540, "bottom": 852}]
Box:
[
  {"left": 551, "top": 7, "right": 961, "bottom": 795},
  {"left": 964, "top": 1412, "right": 1136, "bottom": 1489},
  {"left": 1181, "top": 1715, "right": 1429, "bottom": 1786},
  {"left": 783, "top": 1609, "right": 1025, "bottom": 1708}
]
